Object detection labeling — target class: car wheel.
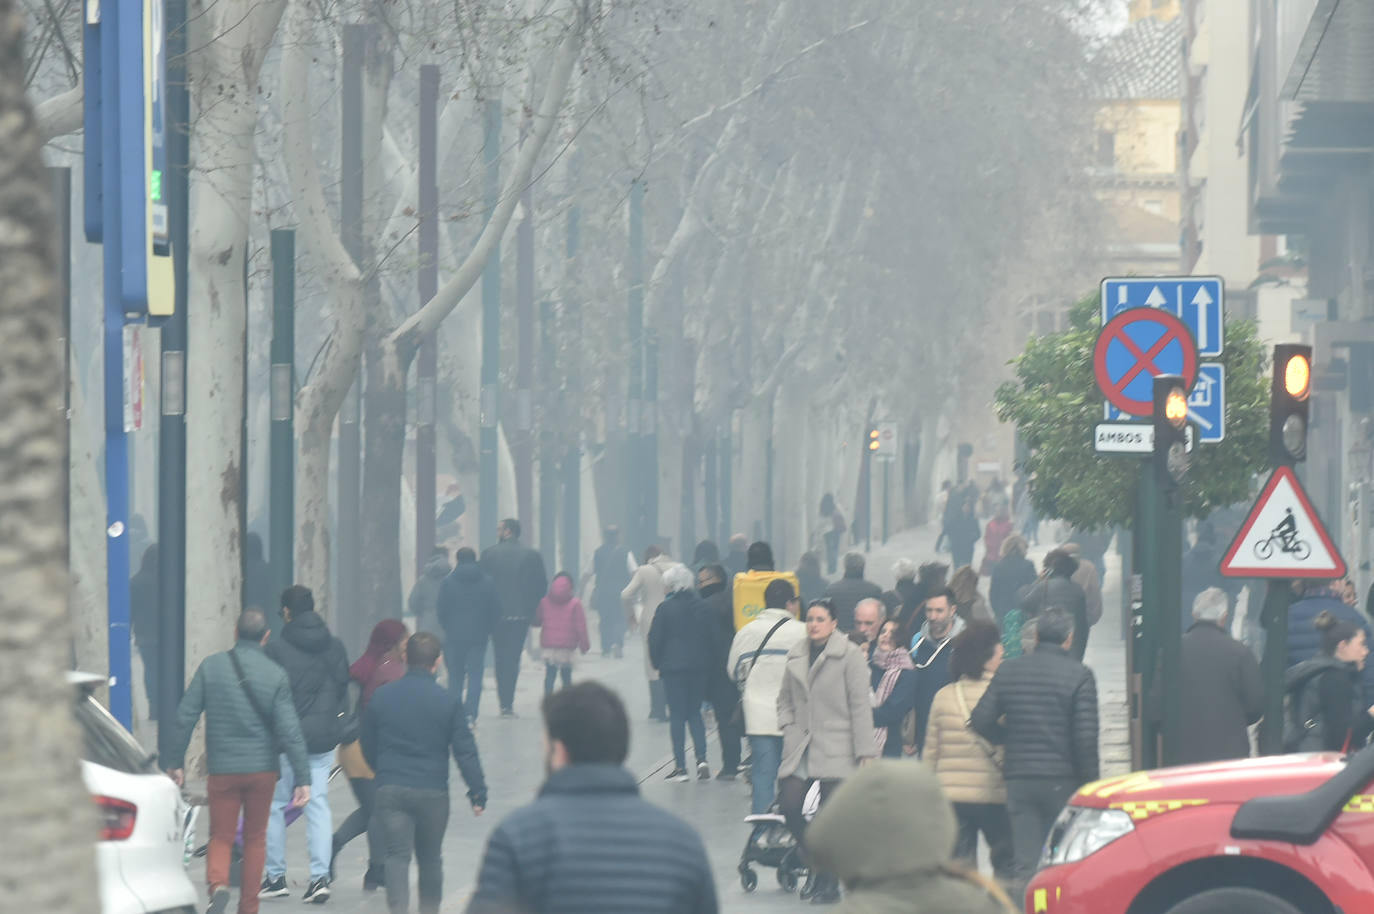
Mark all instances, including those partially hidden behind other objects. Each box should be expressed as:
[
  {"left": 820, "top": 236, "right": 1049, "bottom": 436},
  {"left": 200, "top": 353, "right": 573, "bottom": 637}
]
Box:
[{"left": 1165, "top": 887, "right": 1304, "bottom": 914}]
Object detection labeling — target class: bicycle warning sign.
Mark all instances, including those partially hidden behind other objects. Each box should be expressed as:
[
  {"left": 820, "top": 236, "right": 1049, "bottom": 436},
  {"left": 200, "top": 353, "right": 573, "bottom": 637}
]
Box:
[{"left": 1219, "top": 466, "right": 1346, "bottom": 579}]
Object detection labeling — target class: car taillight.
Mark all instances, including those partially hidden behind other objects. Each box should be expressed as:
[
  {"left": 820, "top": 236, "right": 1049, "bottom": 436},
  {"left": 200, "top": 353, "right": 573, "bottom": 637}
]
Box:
[{"left": 94, "top": 795, "right": 137, "bottom": 841}]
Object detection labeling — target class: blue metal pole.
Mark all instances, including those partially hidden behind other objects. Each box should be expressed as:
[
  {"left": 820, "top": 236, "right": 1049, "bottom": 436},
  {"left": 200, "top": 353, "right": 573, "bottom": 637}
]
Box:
[{"left": 100, "top": 0, "right": 132, "bottom": 726}]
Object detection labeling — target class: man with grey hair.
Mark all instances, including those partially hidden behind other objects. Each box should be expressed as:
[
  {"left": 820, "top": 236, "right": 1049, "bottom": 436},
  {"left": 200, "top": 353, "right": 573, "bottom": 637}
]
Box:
[{"left": 1176, "top": 586, "right": 1263, "bottom": 765}]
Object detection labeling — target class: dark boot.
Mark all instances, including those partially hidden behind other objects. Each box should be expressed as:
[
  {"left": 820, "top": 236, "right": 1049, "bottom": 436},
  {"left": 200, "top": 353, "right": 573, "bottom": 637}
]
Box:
[
  {"left": 363, "top": 864, "right": 385, "bottom": 891},
  {"left": 810, "top": 873, "right": 841, "bottom": 904}
]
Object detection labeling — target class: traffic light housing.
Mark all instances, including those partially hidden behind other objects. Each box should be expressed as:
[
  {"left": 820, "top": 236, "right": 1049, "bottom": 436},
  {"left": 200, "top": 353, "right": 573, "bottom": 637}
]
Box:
[
  {"left": 868, "top": 427, "right": 880, "bottom": 453},
  {"left": 1270, "top": 343, "right": 1311, "bottom": 465},
  {"left": 1153, "top": 374, "right": 1190, "bottom": 487}
]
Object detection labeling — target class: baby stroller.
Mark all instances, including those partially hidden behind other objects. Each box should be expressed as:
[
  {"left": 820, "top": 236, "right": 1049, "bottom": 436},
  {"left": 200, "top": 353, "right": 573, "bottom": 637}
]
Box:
[{"left": 737, "top": 781, "right": 818, "bottom": 893}]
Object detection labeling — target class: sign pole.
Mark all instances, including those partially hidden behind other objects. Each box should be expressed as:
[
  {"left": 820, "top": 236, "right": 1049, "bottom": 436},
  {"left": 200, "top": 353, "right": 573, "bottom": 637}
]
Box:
[
  {"left": 1258, "top": 581, "right": 1293, "bottom": 754},
  {"left": 1157, "top": 479, "right": 1184, "bottom": 766},
  {"left": 882, "top": 459, "right": 889, "bottom": 545},
  {"left": 1135, "top": 463, "right": 1161, "bottom": 770}
]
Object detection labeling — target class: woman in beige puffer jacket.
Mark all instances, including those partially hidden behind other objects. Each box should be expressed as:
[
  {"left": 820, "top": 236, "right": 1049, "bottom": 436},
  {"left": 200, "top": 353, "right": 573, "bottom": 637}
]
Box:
[{"left": 924, "top": 620, "right": 1013, "bottom": 882}]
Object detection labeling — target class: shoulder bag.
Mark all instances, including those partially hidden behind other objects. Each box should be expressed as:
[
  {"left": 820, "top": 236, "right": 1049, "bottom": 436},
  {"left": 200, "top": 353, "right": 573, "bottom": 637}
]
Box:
[
  {"left": 228, "top": 649, "right": 283, "bottom": 755},
  {"left": 953, "top": 680, "right": 1002, "bottom": 770},
  {"left": 729, "top": 617, "right": 792, "bottom": 729}
]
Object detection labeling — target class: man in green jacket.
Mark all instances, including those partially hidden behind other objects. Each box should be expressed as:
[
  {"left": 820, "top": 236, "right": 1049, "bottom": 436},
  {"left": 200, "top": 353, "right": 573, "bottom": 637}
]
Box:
[{"left": 165, "top": 609, "right": 311, "bottom": 914}]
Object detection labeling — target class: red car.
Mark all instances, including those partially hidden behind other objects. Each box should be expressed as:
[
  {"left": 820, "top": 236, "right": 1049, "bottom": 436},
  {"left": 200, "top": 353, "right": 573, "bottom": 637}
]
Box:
[{"left": 1026, "top": 746, "right": 1374, "bottom": 914}]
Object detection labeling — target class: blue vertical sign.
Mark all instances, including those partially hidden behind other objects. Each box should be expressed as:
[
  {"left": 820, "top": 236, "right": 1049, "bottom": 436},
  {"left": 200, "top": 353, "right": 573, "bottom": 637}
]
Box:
[
  {"left": 85, "top": 0, "right": 155, "bottom": 726},
  {"left": 1101, "top": 276, "right": 1224, "bottom": 357}
]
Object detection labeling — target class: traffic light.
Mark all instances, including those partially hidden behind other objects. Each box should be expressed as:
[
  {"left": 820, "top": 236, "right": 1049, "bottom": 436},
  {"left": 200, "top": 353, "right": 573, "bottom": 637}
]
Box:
[
  {"left": 868, "top": 427, "right": 880, "bottom": 453},
  {"left": 1270, "top": 343, "right": 1312, "bottom": 465},
  {"left": 1153, "top": 374, "right": 1190, "bottom": 487}
]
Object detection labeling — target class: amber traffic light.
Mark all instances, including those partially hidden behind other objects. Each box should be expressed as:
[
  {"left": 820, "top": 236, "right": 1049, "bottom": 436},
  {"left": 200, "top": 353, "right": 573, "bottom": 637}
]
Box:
[
  {"left": 868, "top": 427, "right": 880, "bottom": 452},
  {"left": 1153, "top": 375, "right": 1190, "bottom": 487},
  {"left": 1271, "top": 344, "right": 1313, "bottom": 465}
]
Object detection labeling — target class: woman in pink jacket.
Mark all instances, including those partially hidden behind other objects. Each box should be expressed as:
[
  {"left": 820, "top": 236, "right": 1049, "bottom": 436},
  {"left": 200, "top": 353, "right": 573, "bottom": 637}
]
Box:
[{"left": 537, "top": 572, "right": 590, "bottom": 694}]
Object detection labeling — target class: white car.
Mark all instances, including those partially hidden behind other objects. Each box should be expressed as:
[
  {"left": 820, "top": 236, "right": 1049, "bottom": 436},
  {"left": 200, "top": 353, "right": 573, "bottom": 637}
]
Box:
[{"left": 72, "top": 672, "right": 199, "bottom": 914}]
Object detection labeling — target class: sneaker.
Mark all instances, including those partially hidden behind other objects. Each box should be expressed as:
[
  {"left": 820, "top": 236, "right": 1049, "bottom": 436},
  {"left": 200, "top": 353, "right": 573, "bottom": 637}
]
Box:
[
  {"left": 665, "top": 768, "right": 690, "bottom": 782},
  {"left": 362, "top": 866, "right": 385, "bottom": 891},
  {"left": 260, "top": 875, "right": 289, "bottom": 899},
  {"left": 716, "top": 768, "right": 739, "bottom": 781},
  {"left": 303, "top": 878, "right": 331, "bottom": 904},
  {"left": 500, "top": 707, "right": 516, "bottom": 718},
  {"left": 697, "top": 761, "right": 711, "bottom": 781},
  {"left": 207, "top": 886, "right": 231, "bottom": 914}
]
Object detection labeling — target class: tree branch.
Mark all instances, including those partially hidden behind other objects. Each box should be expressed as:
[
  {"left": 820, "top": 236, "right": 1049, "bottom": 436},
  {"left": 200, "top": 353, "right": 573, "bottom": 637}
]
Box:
[
  {"left": 36, "top": 77, "right": 81, "bottom": 142},
  {"left": 388, "top": 0, "right": 587, "bottom": 358}
]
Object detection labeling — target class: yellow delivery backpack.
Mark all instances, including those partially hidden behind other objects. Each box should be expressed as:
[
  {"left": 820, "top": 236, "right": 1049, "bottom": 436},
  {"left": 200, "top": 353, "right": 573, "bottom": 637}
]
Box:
[{"left": 732, "top": 570, "right": 800, "bottom": 631}]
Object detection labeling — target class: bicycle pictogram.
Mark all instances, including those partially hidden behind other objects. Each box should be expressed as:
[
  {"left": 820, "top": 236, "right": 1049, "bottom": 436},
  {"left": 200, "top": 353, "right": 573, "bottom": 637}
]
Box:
[{"left": 1253, "top": 509, "right": 1311, "bottom": 561}]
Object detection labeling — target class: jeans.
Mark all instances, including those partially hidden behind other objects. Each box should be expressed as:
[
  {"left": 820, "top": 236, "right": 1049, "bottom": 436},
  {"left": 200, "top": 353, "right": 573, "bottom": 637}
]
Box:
[
  {"left": 266, "top": 751, "right": 333, "bottom": 881},
  {"left": 492, "top": 619, "right": 529, "bottom": 712},
  {"left": 446, "top": 640, "right": 487, "bottom": 720},
  {"left": 708, "top": 677, "right": 743, "bottom": 772},
  {"left": 1006, "top": 778, "right": 1078, "bottom": 894},
  {"left": 662, "top": 671, "right": 708, "bottom": 770},
  {"left": 747, "top": 735, "right": 783, "bottom": 815},
  {"left": 953, "top": 801, "right": 1014, "bottom": 881},
  {"left": 206, "top": 771, "right": 276, "bottom": 914},
  {"left": 375, "top": 785, "right": 450, "bottom": 914},
  {"left": 332, "top": 777, "right": 378, "bottom": 870},
  {"left": 596, "top": 601, "right": 626, "bottom": 653},
  {"left": 544, "top": 662, "right": 573, "bottom": 694}
]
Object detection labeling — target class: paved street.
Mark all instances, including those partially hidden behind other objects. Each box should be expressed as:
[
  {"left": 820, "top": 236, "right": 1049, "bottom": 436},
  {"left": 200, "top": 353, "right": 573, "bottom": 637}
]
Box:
[{"left": 193, "top": 523, "right": 1134, "bottom": 913}]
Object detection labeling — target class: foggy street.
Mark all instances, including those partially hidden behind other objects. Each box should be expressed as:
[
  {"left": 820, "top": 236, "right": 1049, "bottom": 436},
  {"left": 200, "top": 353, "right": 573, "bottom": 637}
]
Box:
[{"left": 246, "top": 522, "right": 1136, "bottom": 913}]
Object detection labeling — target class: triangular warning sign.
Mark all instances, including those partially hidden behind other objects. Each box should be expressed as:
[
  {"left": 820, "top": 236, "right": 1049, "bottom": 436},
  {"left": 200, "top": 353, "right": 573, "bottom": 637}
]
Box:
[{"left": 1219, "top": 466, "right": 1347, "bottom": 579}]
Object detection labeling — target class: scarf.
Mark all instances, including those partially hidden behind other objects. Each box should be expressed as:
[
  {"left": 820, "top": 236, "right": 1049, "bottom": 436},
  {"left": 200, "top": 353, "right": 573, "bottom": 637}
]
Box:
[{"left": 873, "top": 646, "right": 915, "bottom": 753}]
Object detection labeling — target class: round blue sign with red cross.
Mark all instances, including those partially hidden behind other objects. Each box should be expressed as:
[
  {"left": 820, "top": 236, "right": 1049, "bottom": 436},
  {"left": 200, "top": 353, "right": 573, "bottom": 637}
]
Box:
[{"left": 1093, "top": 307, "right": 1199, "bottom": 416}]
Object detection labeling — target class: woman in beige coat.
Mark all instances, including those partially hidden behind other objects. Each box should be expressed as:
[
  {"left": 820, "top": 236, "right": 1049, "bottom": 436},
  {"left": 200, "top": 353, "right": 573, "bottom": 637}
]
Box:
[
  {"left": 622, "top": 545, "right": 673, "bottom": 720},
  {"left": 924, "top": 619, "right": 1012, "bottom": 882},
  {"left": 777, "top": 598, "right": 877, "bottom": 903}
]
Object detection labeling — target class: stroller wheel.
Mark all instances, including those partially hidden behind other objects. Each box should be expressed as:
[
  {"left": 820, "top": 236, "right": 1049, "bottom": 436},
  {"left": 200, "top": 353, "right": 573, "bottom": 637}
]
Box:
[
  {"left": 739, "top": 867, "right": 758, "bottom": 893},
  {"left": 778, "top": 867, "right": 798, "bottom": 892}
]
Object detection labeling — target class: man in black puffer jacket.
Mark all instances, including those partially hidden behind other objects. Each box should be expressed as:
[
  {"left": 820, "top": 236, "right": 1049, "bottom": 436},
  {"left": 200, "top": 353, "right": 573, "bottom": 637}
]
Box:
[
  {"left": 438, "top": 547, "right": 503, "bottom": 724},
  {"left": 480, "top": 518, "right": 548, "bottom": 717},
  {"left": 971, "top": 607, "right": 1098, "bottom": 897},
  {"left": 262, "top": 585, "right": 350, "bottom": 902}
]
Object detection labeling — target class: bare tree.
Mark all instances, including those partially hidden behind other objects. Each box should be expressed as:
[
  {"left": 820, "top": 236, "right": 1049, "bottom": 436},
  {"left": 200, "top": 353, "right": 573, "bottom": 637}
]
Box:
[{"left": 0, "top": 0, "right": 99, "bottom": 906}]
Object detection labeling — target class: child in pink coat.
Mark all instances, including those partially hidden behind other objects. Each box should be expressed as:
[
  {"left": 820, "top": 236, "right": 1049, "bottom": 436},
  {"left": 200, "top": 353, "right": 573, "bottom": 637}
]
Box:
[{"left": 537, "top": 572, "right": 590, "bottom": 694}]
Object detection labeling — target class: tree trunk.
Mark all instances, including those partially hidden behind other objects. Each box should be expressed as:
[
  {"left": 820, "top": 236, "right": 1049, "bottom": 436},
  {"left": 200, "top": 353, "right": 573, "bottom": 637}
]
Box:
[
  {"left": 0, "top": 0, "right": 101, "bottom": 900},
  {"left": 359, "top": 342, "right": 407, "bottom": 624},
  {"left": 183, "top": 0, "right": 288, "bottom": 706}
]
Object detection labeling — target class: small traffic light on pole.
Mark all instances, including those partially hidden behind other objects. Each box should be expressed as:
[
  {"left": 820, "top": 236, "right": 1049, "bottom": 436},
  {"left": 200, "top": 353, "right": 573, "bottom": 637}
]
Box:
[
  {"left": 868, "top": 427, "right": 880, "bottom": 453},
  {"left": 1270, "top": 343, "right": 1312, "bottom": 465},
  {"left": 1153, "top": 374, "right": 1190, "bottom": 488}
]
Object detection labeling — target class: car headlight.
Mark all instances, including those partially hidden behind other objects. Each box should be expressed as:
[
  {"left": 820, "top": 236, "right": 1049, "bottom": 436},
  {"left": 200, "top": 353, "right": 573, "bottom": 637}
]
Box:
[{"left": 1039, "top": 806, "right": 1134, "bottom": 867}]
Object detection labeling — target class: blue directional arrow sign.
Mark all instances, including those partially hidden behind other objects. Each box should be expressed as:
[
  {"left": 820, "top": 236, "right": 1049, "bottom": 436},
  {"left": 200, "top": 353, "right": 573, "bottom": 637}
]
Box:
[
  {"left": 1105, "top": 363, "right": 1225, "bottom": 443},
  {"left": 1102, "top": 276, "right": 1224, "bottom": 357}
]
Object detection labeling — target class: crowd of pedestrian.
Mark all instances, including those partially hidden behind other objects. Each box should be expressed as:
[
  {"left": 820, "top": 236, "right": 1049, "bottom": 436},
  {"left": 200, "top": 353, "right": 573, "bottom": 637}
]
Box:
[{"left": 165, "top": 498, "right": 1126, "bottom": 914}]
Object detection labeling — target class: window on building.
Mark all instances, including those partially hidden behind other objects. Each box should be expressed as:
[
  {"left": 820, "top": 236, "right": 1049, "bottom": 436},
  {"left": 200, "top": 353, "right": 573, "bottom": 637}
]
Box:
[
  {"left": 1096, "top": 131, "right": 1115, "bottom": 169},
  {"left": 1144, "top": 199, "right": 1164, "bottom": 216}
]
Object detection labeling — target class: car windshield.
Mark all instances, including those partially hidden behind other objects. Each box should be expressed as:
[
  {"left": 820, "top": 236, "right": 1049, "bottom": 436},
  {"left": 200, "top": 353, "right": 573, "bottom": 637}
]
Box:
[{"left": 75, "top": 694, "right": 156, "bottom": 774}]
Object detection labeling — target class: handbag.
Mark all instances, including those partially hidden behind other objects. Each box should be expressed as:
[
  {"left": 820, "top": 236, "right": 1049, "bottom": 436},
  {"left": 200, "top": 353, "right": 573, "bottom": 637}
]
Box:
[
  {"left": 953, "top": 681, "right": 1003, "bottom": 770},
  {"left": 228, "top": 649, "right": 283, "bottom": 755}
]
